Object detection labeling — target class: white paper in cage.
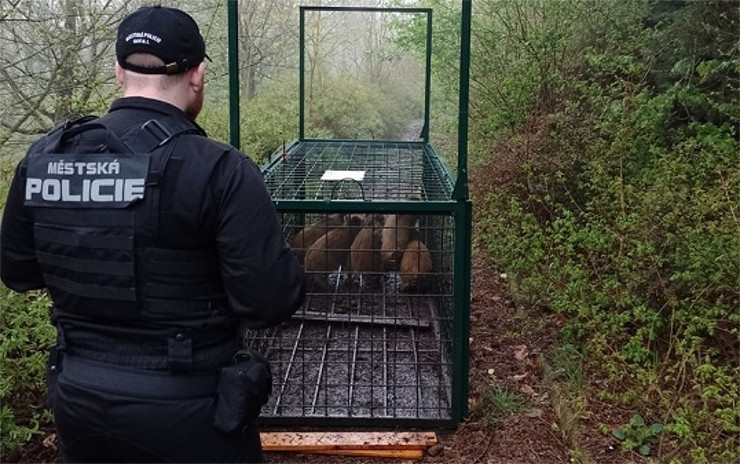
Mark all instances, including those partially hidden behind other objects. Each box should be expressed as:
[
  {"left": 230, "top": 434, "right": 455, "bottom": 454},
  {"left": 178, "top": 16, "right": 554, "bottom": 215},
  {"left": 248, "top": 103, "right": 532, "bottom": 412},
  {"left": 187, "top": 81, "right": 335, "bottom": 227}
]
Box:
[{"left": 320, "top": 170, "right": 366, "bottom": 181}]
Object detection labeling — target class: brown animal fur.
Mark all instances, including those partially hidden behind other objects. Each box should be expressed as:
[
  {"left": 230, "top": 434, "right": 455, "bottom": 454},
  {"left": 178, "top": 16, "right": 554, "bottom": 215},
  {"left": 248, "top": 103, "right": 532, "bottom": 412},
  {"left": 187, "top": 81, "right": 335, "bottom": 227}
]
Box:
[
  {"left": 380, "top": 213, "right": 420, "bottom": 271},
  {"left": 347, "top": 214, "right": 384, "bottom": 288},
  {"left": 291, "top": 213, "right": 345, "bottom": 263},
  {"left": 304, "top": 214, "right": 364, "bottom": 290},
  {"left": 399, "top": 239, "right": 432, "bottom": 292}
]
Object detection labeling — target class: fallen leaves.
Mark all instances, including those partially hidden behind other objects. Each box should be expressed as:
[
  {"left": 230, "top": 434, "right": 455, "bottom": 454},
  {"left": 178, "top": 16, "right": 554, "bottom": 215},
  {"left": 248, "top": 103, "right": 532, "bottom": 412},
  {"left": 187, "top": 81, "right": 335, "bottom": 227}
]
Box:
[
  {"left": 513, "top": 344, "right": 529, "bottom": 361},
  {"left": 42, "top": 433, "right": 57, "bottom": 451},
  {"left": 520, "top": 384, "right": 536, "bottom": 396}
]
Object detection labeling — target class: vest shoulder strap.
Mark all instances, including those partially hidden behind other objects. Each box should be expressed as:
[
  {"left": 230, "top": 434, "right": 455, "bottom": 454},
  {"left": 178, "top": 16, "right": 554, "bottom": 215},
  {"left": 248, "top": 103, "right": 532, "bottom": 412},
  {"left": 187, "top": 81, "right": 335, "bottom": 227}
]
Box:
[
  {"left": 40, "top": 114, "right": 201, "bottom": 156},
  {"left": 40, "top": 115, "right": 99, "bottom": 155},
  {"left": 120, "top": 116, "right": 202, "bottom": 154}
]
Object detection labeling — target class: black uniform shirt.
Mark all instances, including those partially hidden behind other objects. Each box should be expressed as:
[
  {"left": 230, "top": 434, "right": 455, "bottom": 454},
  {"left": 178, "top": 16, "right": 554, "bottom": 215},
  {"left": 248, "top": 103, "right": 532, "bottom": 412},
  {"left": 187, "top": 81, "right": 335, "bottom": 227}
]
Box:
[{"left": 1, "top": 97, "right": 305, "bottom": 367}]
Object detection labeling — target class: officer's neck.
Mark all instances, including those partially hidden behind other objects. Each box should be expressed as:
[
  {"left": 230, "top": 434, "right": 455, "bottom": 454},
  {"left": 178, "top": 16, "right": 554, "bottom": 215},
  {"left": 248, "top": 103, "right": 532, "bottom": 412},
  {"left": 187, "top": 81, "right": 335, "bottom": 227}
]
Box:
[{"left": 122, "top": 88, "right": 190, "bottom": 115}]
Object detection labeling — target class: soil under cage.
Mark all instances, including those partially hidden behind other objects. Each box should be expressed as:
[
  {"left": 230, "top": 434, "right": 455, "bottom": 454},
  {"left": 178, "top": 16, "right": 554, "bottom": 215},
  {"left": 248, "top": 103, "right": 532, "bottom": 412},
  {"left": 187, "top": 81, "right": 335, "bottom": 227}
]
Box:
[{"left": 241, "top": 139, "right": 468, "bottom": 427}]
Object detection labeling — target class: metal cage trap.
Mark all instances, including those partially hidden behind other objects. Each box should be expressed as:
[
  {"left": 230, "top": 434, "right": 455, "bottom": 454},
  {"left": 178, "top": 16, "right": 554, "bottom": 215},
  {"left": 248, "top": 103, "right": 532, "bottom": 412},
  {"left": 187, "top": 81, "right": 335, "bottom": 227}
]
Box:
[{"left": 227, "top": 3, "right": 472, "bottom": 428}]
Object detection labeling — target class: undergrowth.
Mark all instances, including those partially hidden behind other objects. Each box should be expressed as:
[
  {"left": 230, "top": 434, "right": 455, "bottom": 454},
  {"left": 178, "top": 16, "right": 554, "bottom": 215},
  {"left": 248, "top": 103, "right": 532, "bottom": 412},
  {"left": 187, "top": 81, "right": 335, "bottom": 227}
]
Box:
[
  {"left": 0, "top": 289, "right": 55, "bottom": 456},
  {"left": 474, "top": 2, "right": 739, "bottom": 462}
]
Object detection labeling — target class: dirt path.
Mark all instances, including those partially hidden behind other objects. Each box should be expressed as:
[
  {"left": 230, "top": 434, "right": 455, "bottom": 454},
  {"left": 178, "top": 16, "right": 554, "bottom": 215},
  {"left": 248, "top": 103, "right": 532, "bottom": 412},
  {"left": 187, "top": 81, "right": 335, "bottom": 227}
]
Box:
[{"left": 399, "top": 119, "right": 424, "bottom": 141}]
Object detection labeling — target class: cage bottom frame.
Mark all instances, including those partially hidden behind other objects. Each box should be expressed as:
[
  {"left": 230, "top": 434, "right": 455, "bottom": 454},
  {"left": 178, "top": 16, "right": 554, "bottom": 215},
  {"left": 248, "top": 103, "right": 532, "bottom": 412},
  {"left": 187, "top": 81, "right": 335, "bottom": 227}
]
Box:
[{"left": 247, "top": 284, "right": 454, "bottom": 426}]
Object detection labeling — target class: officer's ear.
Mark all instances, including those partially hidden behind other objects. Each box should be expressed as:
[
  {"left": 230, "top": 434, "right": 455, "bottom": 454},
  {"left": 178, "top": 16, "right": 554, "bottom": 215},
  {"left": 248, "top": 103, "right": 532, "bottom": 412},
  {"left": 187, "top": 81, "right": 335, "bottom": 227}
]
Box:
[
  {"left": 189, "top": 63, "right": 205, "bottom": 93},
  {"left": 114, "top": 62, "right": 124, "bottom": 88}
]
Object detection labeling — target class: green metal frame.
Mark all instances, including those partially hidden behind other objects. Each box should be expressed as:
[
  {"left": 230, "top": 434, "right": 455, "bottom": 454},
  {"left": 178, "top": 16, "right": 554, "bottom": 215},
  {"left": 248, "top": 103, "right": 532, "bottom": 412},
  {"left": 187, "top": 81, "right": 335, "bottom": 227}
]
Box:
[
  {"left": 227, "top": 0, "right": 473, "bottom": 427},
  {"left": 227, "top": 0, "right": 240, "bottom": 148},
  {"left": 454, "top": 0, "right": 472, "bottom": 425}
]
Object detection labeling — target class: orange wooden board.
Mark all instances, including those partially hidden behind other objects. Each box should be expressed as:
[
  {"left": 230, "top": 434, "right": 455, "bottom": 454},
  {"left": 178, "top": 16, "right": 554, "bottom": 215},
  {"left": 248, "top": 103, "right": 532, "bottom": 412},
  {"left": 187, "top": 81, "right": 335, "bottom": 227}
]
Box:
[
  {"left": 301, "top": 449, "right": 424, "bottom": 459},
  {"left": 260, "top": 431, "right": 437, "bottom": 452}
]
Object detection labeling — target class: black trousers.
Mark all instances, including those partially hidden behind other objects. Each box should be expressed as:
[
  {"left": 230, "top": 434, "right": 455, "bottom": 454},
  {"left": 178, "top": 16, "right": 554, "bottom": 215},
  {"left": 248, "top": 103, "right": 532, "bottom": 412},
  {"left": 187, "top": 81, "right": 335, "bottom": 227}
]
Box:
[{"left": 50, "top": 358, "right": 265, "bottom": 463}]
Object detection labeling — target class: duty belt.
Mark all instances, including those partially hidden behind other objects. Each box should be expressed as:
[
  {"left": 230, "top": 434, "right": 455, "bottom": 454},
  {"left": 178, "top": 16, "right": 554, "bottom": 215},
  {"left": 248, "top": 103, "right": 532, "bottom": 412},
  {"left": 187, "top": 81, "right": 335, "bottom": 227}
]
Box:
[{"left": 60, "top": 355, "right": 219, "bottom": 399}]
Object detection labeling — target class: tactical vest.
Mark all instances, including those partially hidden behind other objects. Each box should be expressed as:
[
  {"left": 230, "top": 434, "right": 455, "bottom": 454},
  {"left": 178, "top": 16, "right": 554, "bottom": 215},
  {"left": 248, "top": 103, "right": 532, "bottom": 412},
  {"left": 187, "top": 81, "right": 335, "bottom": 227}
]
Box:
[{"left": 24, "top": 116, "right": 233, "bottom": 372}]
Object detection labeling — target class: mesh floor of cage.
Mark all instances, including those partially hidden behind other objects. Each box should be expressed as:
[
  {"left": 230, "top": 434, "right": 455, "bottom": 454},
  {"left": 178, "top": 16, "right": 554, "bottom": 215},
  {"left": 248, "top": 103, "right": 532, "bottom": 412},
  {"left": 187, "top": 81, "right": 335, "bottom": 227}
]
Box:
[
  {"left": 246, "top": 288, "right": 453, "bottom": 421},
  {"left": 263, "top": 140, "right": 454, "bottom": 201}
]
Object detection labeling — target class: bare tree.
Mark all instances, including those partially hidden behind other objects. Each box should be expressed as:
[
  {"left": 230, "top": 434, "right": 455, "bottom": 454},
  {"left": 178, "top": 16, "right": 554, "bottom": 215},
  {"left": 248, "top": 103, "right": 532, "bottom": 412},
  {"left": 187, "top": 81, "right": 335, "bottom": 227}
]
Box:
[
  {"left": 237, "top": 0, "right": 297, "bottom": 100},
  {"left": 0, "top": 0, "right": 226, "bottom": 152},
  {"left": 0, "top": 0, "right": 133, "bottom": 149}
]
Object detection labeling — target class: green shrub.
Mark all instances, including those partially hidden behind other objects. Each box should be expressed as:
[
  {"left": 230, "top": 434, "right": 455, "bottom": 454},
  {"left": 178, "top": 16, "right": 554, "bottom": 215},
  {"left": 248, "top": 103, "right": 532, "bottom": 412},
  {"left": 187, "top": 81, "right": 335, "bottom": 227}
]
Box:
[
  {"left": 0, "top": 288, "right": 55, "bottom": 455},
  {"left": 198, "top": 74, "right": 298, "bottom": 164},
  {"left": 612, "top": 413, "right": 663, "bottom": 456},
  {"left": 306, "top": 72, "right": 417, "bottom": 141},
  {"left": 0, "top": 159, "right": 56, "bottom": 455},
  {"left": 475, "top": 2, "right": 739, "bottom": 460}
]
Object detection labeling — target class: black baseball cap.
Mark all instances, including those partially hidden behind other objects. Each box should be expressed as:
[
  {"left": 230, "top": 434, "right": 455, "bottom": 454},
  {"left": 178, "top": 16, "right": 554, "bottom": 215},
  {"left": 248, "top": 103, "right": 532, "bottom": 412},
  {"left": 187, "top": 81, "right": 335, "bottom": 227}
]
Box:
[{"left": 116, "top": 6, "right": 210, "bottom": 75}]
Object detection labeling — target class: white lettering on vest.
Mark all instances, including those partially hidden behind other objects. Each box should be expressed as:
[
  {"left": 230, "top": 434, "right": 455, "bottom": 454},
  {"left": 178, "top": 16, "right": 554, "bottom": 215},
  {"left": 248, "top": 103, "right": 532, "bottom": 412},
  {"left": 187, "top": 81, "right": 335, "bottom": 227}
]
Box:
[
  {"left": 42, "top": 179, "right": 61, "bottom": 201},
  {"left": 90, "top": 179, "right": 114, "bottom": 202},
  {"left": 26, "top": 178, "right": 42, "bottom": 198},
  {"left": 25, "top": 177, "right": 146, "bottom": 203},
  {"left": 61, "top": 179, "right": 81, "bottom": 201},
  {"left": 124, "top": 179, "right": 145, "bottom": 202}
]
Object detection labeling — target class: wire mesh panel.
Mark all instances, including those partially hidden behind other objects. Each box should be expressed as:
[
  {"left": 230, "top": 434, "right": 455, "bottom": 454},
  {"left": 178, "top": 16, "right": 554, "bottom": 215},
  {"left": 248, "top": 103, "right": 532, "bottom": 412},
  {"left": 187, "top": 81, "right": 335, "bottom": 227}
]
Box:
[{"left": 263, "top": 140, "right": 453, "bottom": 202}]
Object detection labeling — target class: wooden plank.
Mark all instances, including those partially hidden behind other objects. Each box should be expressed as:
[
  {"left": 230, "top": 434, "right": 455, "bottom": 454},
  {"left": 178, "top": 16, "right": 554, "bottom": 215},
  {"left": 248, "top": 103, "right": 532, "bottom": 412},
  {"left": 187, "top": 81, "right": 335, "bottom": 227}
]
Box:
[
  {"left": 302, "top": 449, "right": 424, "bottom": 459},
  {"left": 260, "top": 431, "right": 437, "bottom": 451}
]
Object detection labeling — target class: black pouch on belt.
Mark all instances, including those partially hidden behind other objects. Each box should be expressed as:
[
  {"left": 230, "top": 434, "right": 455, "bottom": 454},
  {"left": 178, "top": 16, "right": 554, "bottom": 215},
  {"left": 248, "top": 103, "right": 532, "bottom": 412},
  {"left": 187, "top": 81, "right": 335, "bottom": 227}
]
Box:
[{"left": 213, "top": 349, "right": 272, "bottom": 433}]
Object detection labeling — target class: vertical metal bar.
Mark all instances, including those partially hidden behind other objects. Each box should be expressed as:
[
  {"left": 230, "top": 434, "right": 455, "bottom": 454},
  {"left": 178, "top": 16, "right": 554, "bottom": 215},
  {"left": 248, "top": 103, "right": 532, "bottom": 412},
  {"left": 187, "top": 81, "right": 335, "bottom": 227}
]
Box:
[
  {"left": 272, "top": 322, "right": 304, "bottom": 414},
  {"left": 311, "top": 325, "right": 332, "bottom": 414},
  {"left": 348, "top": 326, "right": 359, "bottom": 416},
  {"left": 383, "top": 286, "right": 395, "bottom": 417},
  {"left": 450, "top": 0, "right": 473, "bottom": 424},
  {"left": 382, "top": 326, "right": 389, "bottom": 416},
  {"left": 428, "top": 299, "right": 452, "bottom": 418},
  {"left": 299, "top": 7, "right": 306, "bottom": 141},
  {"left": 347, "top": 297, "right": 357, "bottom": 416},
  {"left": 410, "top": 327, "right": 422, "bottom": 418},
  {"left": 421, "top": 10, "right": 432, "bottom": 142},
  {"left": 453, "top": 0, "right": 471, "bottom": 200},
  {"left": 452, "top": 200, "right": 472, "bottom": 423},
  {"left": 227, "top": 0, "right": 240, "bottom": 149},
  {"left": 369, "top": 316, "right": 375, "bottom": 418},
  {"left": 332, "top": 247, "right": 345, "bottom": 306}
]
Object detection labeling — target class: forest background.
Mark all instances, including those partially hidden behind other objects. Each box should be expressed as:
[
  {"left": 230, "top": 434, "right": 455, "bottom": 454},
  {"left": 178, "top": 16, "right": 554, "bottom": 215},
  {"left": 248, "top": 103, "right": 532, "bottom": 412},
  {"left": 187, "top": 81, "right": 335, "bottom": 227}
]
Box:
[{"left": 0, "top": 1, "right": 737, "bottom": 463}]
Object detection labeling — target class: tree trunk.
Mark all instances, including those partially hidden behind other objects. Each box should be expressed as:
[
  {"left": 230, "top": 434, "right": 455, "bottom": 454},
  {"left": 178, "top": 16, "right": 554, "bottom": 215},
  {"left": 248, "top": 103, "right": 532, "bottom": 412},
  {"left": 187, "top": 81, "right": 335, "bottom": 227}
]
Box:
[{"left": 53, "top": 0, "right": 78, "bottom": 123}]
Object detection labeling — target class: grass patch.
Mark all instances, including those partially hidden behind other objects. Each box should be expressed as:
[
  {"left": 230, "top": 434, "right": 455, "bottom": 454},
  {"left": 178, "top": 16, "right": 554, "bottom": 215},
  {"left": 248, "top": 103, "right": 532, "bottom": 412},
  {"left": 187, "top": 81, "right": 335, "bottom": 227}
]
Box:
[
  {"left": 541, "top": 349, "right": 595, "bottom": 464},
  {"left": 550, "top": 343, "right": 585, "bottom": 389},
  {"left": 482, "top": 387, "right": 528, "bottom": 426}
]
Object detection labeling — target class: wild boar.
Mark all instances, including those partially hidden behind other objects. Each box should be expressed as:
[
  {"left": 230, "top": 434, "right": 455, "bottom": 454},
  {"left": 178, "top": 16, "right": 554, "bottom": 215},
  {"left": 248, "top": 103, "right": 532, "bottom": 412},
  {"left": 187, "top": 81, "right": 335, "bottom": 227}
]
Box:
[
  {"left": 380, "top": 213, "right": 420, "bottom": 271},
  {"left": 347, "top": 214, "right": 384, "bottom": 289},
  {"left": 304, "top": 214, "right": 364, "bottom": 290},
  {"left": 399, "top": 239, "right": 432, "bottom": 292},
  {"left": 291, "top": 213, "right": 345, "bottom": 263}
]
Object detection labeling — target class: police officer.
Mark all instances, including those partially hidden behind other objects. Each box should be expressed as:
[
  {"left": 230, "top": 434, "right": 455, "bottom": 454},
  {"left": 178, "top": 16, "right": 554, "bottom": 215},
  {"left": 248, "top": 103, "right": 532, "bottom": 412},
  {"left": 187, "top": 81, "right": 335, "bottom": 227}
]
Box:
[{"left": 0, "top": 6, "right": 304, "bottom": 463}]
